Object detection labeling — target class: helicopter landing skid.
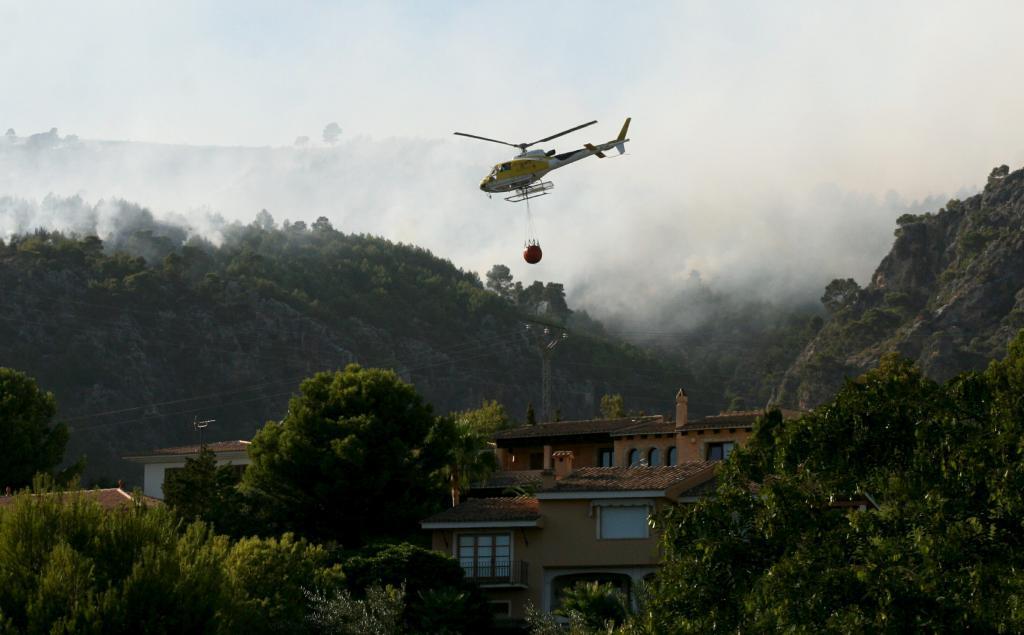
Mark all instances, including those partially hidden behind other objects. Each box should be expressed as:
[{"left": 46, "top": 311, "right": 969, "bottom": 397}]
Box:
[{"left": 505, "top": 181, "right": 554, "bottom": 203}]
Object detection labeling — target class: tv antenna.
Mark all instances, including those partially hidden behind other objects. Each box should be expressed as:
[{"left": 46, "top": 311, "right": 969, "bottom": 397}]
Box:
[{"left": 193, "top": 416, "right": 215, "bottom": 449}]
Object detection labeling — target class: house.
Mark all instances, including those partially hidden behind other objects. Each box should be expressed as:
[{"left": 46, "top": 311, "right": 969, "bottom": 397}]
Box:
[
  {"left": 424, "top": 387, "right": 803, "bottom": 624},
  {"left": 491, "top": 388, "right": 802, "bottom": 474},
  {"left": 0, "top": 486, "right": 162, "bottom": 510},
  {"left": 422, "top": 457, "right": 717, "bottom": 622},
  {"left": 123, "top": 440, "right": 252, "bottom": 500}
]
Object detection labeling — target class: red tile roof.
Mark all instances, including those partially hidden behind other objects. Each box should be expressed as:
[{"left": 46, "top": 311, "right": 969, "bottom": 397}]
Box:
[
  {"left": 493, "top": 416, "right": 664, "bottom": 441},
  {"left": 542, "top": 463, "right": 715, "bottom": 493},
  {"left": 678, "top": 409, "right": 804, "bottom": 431},
  {"left": 0, "top": 488, "right": 162, "bottom": 510},
  {"left": 421, "top": 496, "right": 540, "bottom": 525},
  {"left": 474, "top": 470, "right": 544, "bottom": 490},
  {"left": 610, "top": 420, "right": 677, "bottom": 436}
]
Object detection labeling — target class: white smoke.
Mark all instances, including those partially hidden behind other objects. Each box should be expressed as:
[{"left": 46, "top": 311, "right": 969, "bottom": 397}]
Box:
[{"left": 2, "top": 1, "right": 1023, "bottom": 332}]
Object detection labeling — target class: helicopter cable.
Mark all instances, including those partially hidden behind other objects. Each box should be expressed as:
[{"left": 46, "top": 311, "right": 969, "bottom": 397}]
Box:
[{"left": 524, "top": 191, "right": 538, "bottom": 247}]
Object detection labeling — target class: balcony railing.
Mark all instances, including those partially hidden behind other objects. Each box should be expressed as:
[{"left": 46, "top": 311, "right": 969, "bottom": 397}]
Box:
[{"left": 464, "top": 560, "right": 529, "bottom": 587}]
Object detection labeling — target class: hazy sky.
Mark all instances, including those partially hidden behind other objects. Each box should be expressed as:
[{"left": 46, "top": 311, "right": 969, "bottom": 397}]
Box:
[{"left": 3, "top": 1, "right": 1023, "bottom": 321}]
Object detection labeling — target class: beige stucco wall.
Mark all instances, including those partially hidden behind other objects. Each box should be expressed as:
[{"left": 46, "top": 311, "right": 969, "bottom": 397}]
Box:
[
  {"left": 612, "top": 437, "right": 676, "bottom": 467},
  {"left": 675, "top": 429, "right": 751, "bottom": 462},
  {"left": 430, "top": 497, "right": 671, "bottom": 620},
  {"left": 501, "top": 441, "right": 610, "bottom": 471}
]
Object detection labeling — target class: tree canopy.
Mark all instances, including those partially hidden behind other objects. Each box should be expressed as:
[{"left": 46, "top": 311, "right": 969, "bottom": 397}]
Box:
[
  {"left": 240, "top": 364, "right": 450, "bottom": 545},
  {"left": 0, "top": 368, "right": 75, "bottom": 490},
  {"left": 0, "top": 488, "right": 343, "bottom": 634},
  {"left": 648, "top": 331, "right": 1024, "bottom": 632},
  {"left": 452, "top": 399, "right": 510, "bottom": 435},
  {"left": 599, "top": 393, "right": 626, "bottom": 419},
  {"left": 162, "top": 446, "right": 246, "bottom": 536}
]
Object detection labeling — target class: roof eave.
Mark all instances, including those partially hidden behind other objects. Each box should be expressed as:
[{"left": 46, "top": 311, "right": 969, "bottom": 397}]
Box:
[
  {"left": 122, "top": 451, "right": 251, "bottom": 464},
  {"left": 536, "top": 489, "right": 668, "bottom": 500},
  {"left": 421, "top": 519, "right": 543, "bottom": 529}
]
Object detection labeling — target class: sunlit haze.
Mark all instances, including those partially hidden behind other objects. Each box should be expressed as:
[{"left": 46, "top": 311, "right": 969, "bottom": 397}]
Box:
[{"left": 3, "top": 0, "right": 1023, "bottom": 326}]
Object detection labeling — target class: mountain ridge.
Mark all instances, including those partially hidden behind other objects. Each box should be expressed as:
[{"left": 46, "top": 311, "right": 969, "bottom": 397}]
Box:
[{"left": 0, "top": 208, "right": 698, "bottom": 483}]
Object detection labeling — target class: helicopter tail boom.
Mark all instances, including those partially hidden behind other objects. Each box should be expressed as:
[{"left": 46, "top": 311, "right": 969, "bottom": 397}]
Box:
[{"left": 615, "top": 117, "right": 630, "bottom": 154}]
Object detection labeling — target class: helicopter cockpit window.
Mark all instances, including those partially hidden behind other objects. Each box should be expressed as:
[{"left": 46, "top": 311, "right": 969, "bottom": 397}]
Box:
[{"left": 500, "top": 163, "right": 511, "bottom": 171}]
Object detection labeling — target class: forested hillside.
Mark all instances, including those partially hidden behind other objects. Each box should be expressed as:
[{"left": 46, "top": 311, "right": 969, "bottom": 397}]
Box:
[
  {"left": 0, "top": 205, "right": 696, "bottom": 483},
  {"left": 779, "top": 164, "right": 1024, "bottom": 407}
]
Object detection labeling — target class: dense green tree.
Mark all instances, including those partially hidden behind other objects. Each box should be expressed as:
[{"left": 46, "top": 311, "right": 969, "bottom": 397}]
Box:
[
  {"left": 220, "top": 533, "right": 343, "bottom": 633},
  {"left": 162, "top": 446, "right": 245, "bottom": 535},
  {"left": 452, "top": 399, "right": 511, "bottom": 435},
  {"left": 0, "top": 368, "right": 78, "bottom": 490},
  {"left": 542, "top": 282, "right": 572, "bottom": 321},
  {"left": 0, "top": 485, "right": 345, "bottom": 634},
  {"left": 307, "top": 584, "right": 405, "bottom": 635},
  {"left": 556, "top": 581, "right": 630, "bottom": 631},
  {"left": 648, "top": 332, "right": 1024, "bottom": 632},
  {"left": 599, "top": 393, "right": 626, "bottom": 419},
  {"left": 240, "top": 365, "right": 450, "bottom": 545},
  {"left": 342, "top": 543, "right": 492, "bottom": 633},
  {"left": 525, "top": 402, "right": 537, "bottom": 426},
  {"left": 0, "top": 490, "right": 229, "bottom": 632},
  {"left": 820, "top": 277, "right": 861, "bottom": 314},
  {"left": 485, "top": 264, "right": 516, "bottom": 301}
]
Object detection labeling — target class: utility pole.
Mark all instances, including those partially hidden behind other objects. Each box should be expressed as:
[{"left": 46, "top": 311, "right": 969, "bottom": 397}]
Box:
[
  {"left": 526, "top": 324, "right": 568, "bottom": 423},
  {"left": 193, "top": 416, "right": 215, "bottom": 449}
]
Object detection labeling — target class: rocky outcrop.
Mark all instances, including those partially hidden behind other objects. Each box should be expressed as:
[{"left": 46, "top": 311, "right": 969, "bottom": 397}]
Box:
[{"left": 779, "top": 165, "right": 1024, "bottom": 408}]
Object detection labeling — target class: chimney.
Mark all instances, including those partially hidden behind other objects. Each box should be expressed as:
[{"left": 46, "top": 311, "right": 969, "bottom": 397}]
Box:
[
  {"left": 675, "top": 388, "right": 689, "bottom": 429},
  {"left": 552, "top": 450, "right": 574, "bottom": 480}
]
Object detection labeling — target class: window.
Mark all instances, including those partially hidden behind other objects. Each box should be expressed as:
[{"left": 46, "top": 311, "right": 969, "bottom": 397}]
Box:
[
  {"left": 627, "top": 449, "right": 640, "bottom": 467},
  {"left": 599, "top": 506, "right": 649, "bottom": 539},
  {"left": 666, "top": 446, "right": 677, "bottom": 466},
  {"left": 500, "top": 162, "right": 511, "bottom": 171},
  {"left": 706, "top": 442, "right": 735, "bottom": 461},
  {"left": 598, "top": 447, "right": 615, "bottom": 467},
  {"left": 458, "top": 533, "right": 511, "bottom": 580},
  {"left": 648, "top": 447, "right": 660, "bottom": 466}
]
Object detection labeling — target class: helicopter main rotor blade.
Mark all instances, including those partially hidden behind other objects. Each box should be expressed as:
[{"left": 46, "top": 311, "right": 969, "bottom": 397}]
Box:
[
  {"left": 524, "top": 120, "right": 598, "bottom": 148},
  {"left": 453, "top": 132, "right": 521, "bottom": 148}
]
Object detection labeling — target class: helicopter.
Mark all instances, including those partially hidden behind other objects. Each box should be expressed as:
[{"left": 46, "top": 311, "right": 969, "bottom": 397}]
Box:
[{"left": 454, "top": 117, "right": 630, "bottom": 203}]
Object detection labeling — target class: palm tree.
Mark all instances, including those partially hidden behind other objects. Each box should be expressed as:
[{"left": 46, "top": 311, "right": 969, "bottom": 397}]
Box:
[{"left": 445, "top": 420, "right": 497, "bottom": 507}]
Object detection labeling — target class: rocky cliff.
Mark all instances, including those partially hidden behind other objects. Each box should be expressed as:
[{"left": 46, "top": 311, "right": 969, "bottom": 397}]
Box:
[{"left": 779, "top": 165, "right": 1024, "bottom": 408}]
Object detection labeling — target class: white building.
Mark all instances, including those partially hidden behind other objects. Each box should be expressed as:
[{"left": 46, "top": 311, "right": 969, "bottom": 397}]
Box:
[{"left": 124, "top": 440, "right": 252, "bottom": 500}]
